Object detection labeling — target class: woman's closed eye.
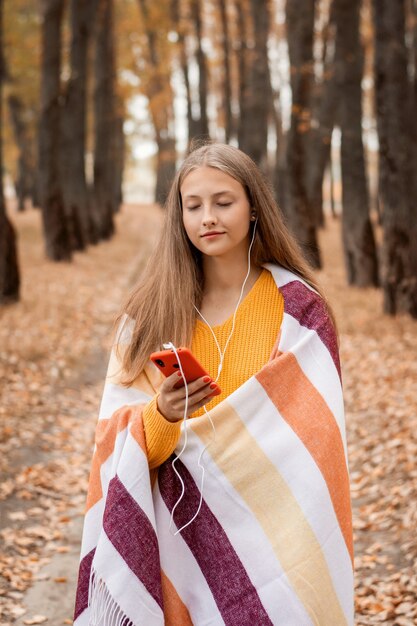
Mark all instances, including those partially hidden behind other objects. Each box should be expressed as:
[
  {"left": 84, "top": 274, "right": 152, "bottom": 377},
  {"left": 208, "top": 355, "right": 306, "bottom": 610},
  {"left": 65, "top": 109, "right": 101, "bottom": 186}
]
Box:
[{"left": 186, "top": 202, "right": 231, "bottom": 210}]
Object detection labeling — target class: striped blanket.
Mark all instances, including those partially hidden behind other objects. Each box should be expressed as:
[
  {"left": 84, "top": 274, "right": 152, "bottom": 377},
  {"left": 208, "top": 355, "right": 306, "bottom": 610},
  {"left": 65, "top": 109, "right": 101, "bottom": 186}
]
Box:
[{"left": 73, "top": 264, "right": 354, "bottom": 626}]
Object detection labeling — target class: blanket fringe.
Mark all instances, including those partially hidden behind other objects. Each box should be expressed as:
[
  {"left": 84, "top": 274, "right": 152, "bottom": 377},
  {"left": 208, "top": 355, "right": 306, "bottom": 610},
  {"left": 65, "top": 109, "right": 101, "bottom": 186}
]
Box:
[{"left": 88, "top": 566, "right": 133, "bottom": 626}]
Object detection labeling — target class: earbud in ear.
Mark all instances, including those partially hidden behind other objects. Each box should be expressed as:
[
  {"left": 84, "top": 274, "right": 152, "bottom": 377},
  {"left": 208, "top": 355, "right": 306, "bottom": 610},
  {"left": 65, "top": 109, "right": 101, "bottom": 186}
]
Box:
[{"left": 250, "top": 212, "right": 257, "bottom": 222}]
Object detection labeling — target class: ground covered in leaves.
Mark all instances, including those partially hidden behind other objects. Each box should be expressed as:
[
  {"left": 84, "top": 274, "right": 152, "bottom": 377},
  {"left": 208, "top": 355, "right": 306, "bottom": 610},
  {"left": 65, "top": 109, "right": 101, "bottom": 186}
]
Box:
[
  {"left": 0, "top": 205, "right": 416, "bottom": 625},
  {"left": 0, "top": 204, "right": 162, "bottom": 624}
]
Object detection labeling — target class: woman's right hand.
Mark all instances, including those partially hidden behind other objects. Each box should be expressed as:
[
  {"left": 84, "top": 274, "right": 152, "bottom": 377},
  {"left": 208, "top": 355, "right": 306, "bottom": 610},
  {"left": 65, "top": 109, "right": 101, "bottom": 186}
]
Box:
[{"left": 156, "top": 371, "right": 217, "bottom": 422}]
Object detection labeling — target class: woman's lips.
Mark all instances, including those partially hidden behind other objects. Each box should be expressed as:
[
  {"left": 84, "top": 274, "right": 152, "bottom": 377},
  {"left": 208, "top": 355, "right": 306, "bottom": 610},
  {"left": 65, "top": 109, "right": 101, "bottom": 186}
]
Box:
[{"left": 201, "top": 232, "right": 225, "bottom": 238}]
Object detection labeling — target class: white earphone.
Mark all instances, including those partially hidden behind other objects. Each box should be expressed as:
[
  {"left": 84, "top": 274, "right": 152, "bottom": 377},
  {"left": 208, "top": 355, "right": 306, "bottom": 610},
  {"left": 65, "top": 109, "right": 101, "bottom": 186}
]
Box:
[
  {"left": 167, "top": 214, "right": 258, "bottom": 534},
  {"left": 194, "top": 215, "right": 258, "bottom": 382}
]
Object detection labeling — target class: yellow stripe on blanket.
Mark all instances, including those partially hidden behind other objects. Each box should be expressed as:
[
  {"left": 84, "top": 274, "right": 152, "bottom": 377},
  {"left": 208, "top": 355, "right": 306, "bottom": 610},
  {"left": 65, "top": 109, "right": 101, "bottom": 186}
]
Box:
[
  {"left": 191, "top": 401, "right": 348, "bottom": 626},
  {"left": 257, "top": 350, "right": 353, "bottom": 562}
]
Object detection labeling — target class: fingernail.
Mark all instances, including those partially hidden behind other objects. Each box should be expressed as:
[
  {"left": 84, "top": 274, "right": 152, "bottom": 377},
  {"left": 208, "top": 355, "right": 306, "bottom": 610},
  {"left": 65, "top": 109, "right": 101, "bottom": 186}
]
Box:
[
  {"left": 177, "top": 371, "right": 182, "bottom": 377},
  {"left": 203, "top": 376, "right": 211, "bottom": 383},
  {"left": 210, "top": 383, "right": 217, "bottom": 389}
]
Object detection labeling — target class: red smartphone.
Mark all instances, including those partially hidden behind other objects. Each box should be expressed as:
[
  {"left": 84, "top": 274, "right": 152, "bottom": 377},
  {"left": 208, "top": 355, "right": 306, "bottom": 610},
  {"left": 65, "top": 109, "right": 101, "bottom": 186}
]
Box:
[{"left": 150, "top": 347, "right": 221, "bottom": 397}]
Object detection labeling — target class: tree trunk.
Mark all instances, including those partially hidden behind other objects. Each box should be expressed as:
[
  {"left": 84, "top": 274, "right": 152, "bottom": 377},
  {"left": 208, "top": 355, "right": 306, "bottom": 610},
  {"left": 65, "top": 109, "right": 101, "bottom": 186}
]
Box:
[
  {"left": 238, "top": 0, "right": 270, "bottom": 170},
  {"left": 329, "top": 161, "right": 336, "bottom": 218},
  {"left": 236, "top": 0, "right": 249, "bottom": 148},
  {"left": 7, "top": 94, "right": 36, "bottom": 212},
  {"left": 61, "top": 0, "right": 99, "bottom": 249},
  {"left": 218, "top": 0, "right": 232, "bottom": 143},
  {"left": 0, "top": 0, "right": 20, "bottom": 303},
  {"left": 38, "top": 0, "right": 72, "bottom": 261},
  {"left": 306, "top": 4, "right": 338, "bottom": 228},
  {"left": 337, "top": 0, "right": 379, "bottom": 287},
  {"left": 190, "top": 0, "right": 209, "bottom": 138},
  {"left": 374, "top": 0, "right": 417, "bottom": 316},
  {"left": 113, "top": 109, "right": 125, "bottom": 211},
  {"left": 271, "top": 89, "right": 288, "bottom": 214},
  {"left": 92, "top": 0, "right": 116, "bottom": 239},
  {"left": 170, "top": 0, "right": 200, "bottom": 149},
  {"left": 0, "top": 211, "right": 20, "bottom": 304},
  {"left": 137, "top": 0, "right": 177, "bottom": 204},
  {"left": 414, "top": 0, "right": 417, "bottom": 101},
  {"left": 286, "top": 0, "right": 320, "bottom": 268}
]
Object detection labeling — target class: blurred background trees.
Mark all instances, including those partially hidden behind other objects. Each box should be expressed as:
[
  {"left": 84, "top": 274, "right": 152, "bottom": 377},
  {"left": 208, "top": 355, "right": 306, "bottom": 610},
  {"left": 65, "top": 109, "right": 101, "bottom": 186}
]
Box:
[
  {"left": 0, "top": 0, "right": 20, "bottom": 304},
  {"left": 1, "top": 0, "right": 417, "bottom": 316}
]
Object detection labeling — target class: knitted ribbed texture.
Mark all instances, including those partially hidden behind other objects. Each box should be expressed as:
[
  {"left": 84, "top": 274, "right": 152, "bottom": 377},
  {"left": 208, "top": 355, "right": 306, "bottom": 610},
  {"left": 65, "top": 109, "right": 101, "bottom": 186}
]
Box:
[
  {"left": 191, "top": 269, "right": 284, "bottom": 415},
  {"left": 142, "top": 269, "right": 284, "bottom": 468}
]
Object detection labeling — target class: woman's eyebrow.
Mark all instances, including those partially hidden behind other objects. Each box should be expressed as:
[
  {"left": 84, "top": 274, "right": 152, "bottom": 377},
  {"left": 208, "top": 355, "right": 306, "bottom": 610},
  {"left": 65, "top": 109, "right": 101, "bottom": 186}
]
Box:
[{"left": 184, "top": 190, "right": 234, "bottom": 200}]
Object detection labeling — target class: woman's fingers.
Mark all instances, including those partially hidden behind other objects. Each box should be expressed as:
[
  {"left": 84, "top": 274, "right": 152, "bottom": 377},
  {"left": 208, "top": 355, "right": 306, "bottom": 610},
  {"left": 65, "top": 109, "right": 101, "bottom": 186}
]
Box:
[
  {"left": 162, "top": 370, "right": 185, "bottom": 391},
  {"left": 158, "top": 373, "right": 219, "bottom": 421},
  {"left": 163, "top": 372, "right": 214, "bottom": 396},
  {"left": 165, "top": 389, "right": 214, "bottom": 420},
  {"left": 187, "top": 383, "right": 216, "bottom": 405},
  {"left": 184, "top": 375, "right": 214, "bottom": 394}
]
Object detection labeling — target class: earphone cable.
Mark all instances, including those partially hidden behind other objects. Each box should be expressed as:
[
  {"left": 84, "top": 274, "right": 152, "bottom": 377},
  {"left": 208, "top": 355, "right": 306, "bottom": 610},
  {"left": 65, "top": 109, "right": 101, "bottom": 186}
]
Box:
[
  {"left": 167, "top": 343, "right": 189, "bottom": 532},
  {"left": 193, "top": 219, "right": 258, "bottom": 382},
  {"left": 167, "top": 219, "right": 258, "bottom": 534}
]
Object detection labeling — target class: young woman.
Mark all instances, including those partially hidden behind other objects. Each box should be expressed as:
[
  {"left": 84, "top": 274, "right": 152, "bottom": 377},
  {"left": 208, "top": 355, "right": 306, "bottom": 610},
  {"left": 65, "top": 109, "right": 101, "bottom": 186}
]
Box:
[{"left": 74, "top": 143, "right": 354, "bottom": 626}]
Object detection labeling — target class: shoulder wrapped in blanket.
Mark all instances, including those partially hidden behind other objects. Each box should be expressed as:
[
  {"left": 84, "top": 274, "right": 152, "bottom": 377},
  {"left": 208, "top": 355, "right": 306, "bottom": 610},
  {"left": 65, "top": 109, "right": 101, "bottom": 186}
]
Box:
[{"left": 73, "top": 263, "right": 354, "bottom": 626}]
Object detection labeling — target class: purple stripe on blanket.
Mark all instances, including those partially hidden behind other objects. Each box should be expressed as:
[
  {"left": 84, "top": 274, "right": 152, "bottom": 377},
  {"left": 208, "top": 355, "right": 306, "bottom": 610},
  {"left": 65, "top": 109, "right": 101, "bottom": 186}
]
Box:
[
  {"left": 103, "top": 475, "right": 163, "bottom": 609},
  {"left": 159, "top": 458, "right": 273, "bottom": 626},
  {"left": 73, "top": 547, "right": 95, "bottom": 620},
  {"left": 280, "top": 280, "right": 341, "bottom": 379}
]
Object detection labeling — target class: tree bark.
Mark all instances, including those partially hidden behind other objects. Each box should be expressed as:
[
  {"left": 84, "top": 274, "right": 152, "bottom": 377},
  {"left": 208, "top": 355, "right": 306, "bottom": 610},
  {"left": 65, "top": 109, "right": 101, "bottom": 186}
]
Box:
[
  {"left": 137, "top": 0, "right": 176, "bottom": 204},
  {"left": 337, "top": 0, "right": 379, "bottom": 287},
  {"left": 190, "top": 0, "right": 209, "bottom": 138},
  {"left": 38, "top": 0, "right": 72, "bottom": 261},
  {"left": 414, "top": 0, "right": 417, "bottom": 100},
  {"left": 7, "top": 94, "right": 36, "bottom": 212},
  {"left": 271, "top": 88, "right": 288, "bottom": 214},
  {"left": 61, "top": 0, "right": 99, "bottom": 248},
  {"left": 92, "top": 0, "right": 116, "bottom": 238},
  {"left": 236, "top": 0, "right": 249, "bottom": 148},
  {"left": 0, "top": 210, "right": 20, "bottom": 304},
  {"left": 0, "top": 0, "right": 20, "bottom": 303},
  {"left": 170, "top": 0, "right": 200, "bottom": 148},
  {"left": 218, "top": 0, "right": 232, "bottom": 143},
  {"left": 374, "top": 0, "right": 417, "bottom": 316},
  {"left": 238, "top": 0, "right": 270, "bottom": 170},
  {"left": 286, "top": 0, "right": 321, "bottom": 268},
  {"left": 306, "top": 6, "right": 337, "bottom": 228},
  {"left": 113, "top": 107, "right": 125, "bottom": 211},
  {"left": 329, "top": 161, "right": 336, "bottom": 218}
]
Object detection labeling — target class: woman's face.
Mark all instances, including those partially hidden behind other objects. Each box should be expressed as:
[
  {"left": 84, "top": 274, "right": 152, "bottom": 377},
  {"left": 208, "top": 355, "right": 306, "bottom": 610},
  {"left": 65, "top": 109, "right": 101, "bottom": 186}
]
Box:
[{"left": 180, "top": 166, "right": 252, "bottom": 261}]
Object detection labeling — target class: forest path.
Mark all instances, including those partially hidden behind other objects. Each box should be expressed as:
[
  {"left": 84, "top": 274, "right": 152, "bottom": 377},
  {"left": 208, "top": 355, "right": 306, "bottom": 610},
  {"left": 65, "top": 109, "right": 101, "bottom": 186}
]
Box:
[
  {"left": 319, "top": 218, "right": 417, "bottom": 626},
  {"left": 0, "top": 204, "right": 162, "bottom": 625},
  {"left": 1, "top": 208, "right": 416, "bottom": 625}
]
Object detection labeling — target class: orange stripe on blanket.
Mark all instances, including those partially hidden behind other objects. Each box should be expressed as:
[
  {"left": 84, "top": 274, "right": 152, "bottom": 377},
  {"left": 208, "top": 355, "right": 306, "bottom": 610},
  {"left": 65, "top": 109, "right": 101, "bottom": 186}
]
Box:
[
  {"left": 86, "top": 405, "right": 146, "bottom": 512},
  {"left": 129, "top": 406, "right": 147, "bottom": 452},
  {"left": 161, "top": 570, "right": 193, "bottom": 626},
  {"left": 256, "top": 351, "right": 353, "bottom": 563}
]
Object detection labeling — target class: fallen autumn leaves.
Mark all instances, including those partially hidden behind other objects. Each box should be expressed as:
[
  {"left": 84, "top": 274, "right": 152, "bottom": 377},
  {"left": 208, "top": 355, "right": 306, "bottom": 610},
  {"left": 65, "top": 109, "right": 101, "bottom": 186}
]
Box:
[
  {"left": 0, "top": 204, "right": 161, "bottom": 624},
  {"left": 1, "top": 206, "right": 416, "bottom": 625},
  {"left": 318, "top": 219, "right": 417, "bottom": 625}
]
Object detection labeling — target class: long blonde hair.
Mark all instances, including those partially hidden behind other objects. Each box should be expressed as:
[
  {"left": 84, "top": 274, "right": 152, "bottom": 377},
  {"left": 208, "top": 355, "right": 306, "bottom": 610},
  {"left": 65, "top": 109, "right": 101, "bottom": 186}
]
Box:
[{"left": 114, "top": 142, "right": 336, "bottom": 386}]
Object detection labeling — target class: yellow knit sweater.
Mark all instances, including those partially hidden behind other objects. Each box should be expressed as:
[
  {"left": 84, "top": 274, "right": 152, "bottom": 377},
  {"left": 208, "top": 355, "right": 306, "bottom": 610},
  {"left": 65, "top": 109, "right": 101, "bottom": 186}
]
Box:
[{"left": 142, "top": 268, "right": 284, "bottom": 468}]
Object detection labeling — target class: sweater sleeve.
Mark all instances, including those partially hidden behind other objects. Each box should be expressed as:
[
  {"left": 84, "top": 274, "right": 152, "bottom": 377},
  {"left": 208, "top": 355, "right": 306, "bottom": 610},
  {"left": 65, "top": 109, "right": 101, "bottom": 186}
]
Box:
[
  {"left": 142, "top": 395, "right": 182, "bottom": 469},
  {"left": 102, "top": 314, "right": 182, "bottom": 469}
]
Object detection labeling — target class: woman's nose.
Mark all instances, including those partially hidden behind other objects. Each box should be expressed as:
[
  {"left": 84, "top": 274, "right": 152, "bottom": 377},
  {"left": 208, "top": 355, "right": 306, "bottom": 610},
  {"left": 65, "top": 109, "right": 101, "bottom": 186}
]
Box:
[{"left": 202, "top": 207, "right": 217, "bottom": 226}]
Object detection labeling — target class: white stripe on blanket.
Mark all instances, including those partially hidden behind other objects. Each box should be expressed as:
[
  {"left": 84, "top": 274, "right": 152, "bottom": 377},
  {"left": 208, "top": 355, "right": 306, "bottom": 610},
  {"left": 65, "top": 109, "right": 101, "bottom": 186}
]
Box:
[
  {"left": 92, "top": 531, "right": 163, "bottom": 623},
  {"left": 169, "top": 423, "right": 314, "bottom": 624},
  {"left": 227, "top": 377, "right": 354, "bottom": 621},
  {"left": 153, "top": 481, "right": 224, "bottom": 625}
]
